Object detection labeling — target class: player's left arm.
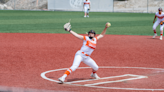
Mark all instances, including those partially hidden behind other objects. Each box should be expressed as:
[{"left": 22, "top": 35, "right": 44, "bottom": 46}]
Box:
[
  {"left": 64, "top": 21, "right": 84, "bottom": 40},
  {"left": 97, "top": 23, "right": 110, "bottom": 40},
  {"left": 153, "top": 15, "right": 157, "bottom": 23},
  {"left": 64, "top": 26, "right": 83, "bottom": 40},
  {"left": 69, "top": 30, "right": 84, "bottom": 40}
]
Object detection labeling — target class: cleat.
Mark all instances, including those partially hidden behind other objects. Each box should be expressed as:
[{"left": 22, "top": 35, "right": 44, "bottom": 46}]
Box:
[
  {"left": 90, "top": 73, "right": 100, "bottom": 79},
  {"left": 87, "top": 15, "right": 89, "bottom": 17},
  {"left": 58, "top": 77, "right": 65, "bottom": 84},
  {"left": 84, "top": 15, "right": 86, "bottom": 18},
  {"left": 152, "top": 34, "right": 157, "bottom": 38},
  {"left": 160, "top": 36, "right": 163, "bottom": 40}
]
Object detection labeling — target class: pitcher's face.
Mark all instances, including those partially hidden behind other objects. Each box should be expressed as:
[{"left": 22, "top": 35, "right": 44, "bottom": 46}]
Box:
[{"left": 88, "top": 33, "right": 95, "bottom": 39}]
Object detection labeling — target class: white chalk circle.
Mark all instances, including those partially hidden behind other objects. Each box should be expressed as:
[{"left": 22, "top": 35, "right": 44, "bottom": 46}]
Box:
[{"left": 41, "top": 66, "right": 164, "bottom": 91}]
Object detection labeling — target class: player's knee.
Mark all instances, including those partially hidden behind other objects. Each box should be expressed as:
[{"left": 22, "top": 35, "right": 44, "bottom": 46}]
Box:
[
  {"left": 70, "top": 65, "right": 78, "bottom": 72},
  {"left": 93, "top": 65, "right": 99, "bottom": 71},
  {"left": 153, "top": 26, "right": 156, "bottom": 30},
  {"left": 160, "top": 28, "right": 163, "bottom": 31}
]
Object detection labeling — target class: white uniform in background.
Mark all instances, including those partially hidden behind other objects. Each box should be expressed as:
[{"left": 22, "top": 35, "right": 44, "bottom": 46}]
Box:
[
  {"left": 84, "top": 1, "right": 90, "bottom": 13},
  {"left": 83, "top": 0, "right": 90, "bottom": 17},
  {"left": 153, "top": 11, "right": 164, "bottom": 40},
  {"left": 153, "top": 12, "right": 164, "bottom": 31}
]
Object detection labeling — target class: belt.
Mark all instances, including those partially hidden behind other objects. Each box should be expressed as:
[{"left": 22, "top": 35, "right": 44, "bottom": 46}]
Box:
[{"left": 82, "top": 52, "right": 89, "bottom": 56}]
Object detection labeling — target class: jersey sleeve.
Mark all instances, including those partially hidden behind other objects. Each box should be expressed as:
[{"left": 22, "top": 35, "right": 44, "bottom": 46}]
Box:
[
  {"left": 83, "top": 36, "right": 86, "bottom": 41},
  {"left": 95, "top": 37, "right": 98, "bottom": 40},
  {"left": 155, "top": 12, "right": 158, "bottom": 16},
  {"left": 162, "top": 13, "right": 164, "bottom": 16}
]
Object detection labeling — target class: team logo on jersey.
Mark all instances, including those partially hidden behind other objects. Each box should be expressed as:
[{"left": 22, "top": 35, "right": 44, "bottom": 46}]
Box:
[
  {"left": 70, "top": 0, "right": 83, "bottom": 8},
  {"left": 86, "top": 40, "right": 96, "bottom": 49}
]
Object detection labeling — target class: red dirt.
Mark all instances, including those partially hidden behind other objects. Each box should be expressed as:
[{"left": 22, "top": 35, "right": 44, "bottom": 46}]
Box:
[{"left": 0, "top": 33, "right": 164, "bottom": 92}]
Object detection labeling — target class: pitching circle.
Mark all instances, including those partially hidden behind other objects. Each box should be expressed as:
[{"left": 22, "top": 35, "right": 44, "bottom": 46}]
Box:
[{"left": 41, "top": 66, "right": 164, "bottom": 91}]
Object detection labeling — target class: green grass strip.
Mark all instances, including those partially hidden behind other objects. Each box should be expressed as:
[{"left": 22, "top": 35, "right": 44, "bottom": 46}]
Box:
[{"left": 0, "top": 10, "right": 160, "bottom": 35}]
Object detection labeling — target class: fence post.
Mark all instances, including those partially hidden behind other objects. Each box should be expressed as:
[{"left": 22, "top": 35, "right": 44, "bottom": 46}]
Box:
[
  {"left": 113, "top": 0, "right": 114, "bottom": 12},
  {"left": 14, "top": 0, "right": 15, "bottom": 10},
  {"left": 147, "top": 0, "right": 148, "bottom": 13}
]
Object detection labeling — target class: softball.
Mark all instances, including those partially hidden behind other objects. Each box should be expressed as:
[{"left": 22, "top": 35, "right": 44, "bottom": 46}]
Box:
[{"left": 107, "top": 22, "right": 111, "bottom": 27}]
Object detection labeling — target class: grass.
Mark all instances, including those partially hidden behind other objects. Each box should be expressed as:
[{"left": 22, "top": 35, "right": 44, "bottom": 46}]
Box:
[{"left": 0, "top": 10, "right": 160, "bottom": 35}]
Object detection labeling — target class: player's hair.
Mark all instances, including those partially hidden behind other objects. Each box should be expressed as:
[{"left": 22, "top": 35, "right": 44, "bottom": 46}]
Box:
[
  {"left": 88, "top": 30, "right": 96, "bottom": 36},
  {"left": 158, "top": 8, "right": 162, "bottom": 11}
]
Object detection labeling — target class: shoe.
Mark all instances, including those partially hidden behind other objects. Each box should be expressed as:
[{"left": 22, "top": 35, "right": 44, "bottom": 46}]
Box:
[
  {"left": 152, "top": 34, "right": 157, "bottom": 38},
  {"left": 87, "top": 15, "right": 89, "bottom": 17},
  {"left": 84, "top": 15, "right": 86, "bottom": 17},
  {"left": 160, "top": 36, "right": 163, "bottom": 40},
  {"left": 90, "top": 73, "right": 100, "bottom": 79},
  {"left": 58, "top": 77, "right": 65, "bottom": 84}
]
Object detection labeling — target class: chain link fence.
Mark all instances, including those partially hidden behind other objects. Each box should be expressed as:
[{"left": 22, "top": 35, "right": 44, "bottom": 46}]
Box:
[{"left": 0, "top": 0, "right": 164, "bottom": 13}]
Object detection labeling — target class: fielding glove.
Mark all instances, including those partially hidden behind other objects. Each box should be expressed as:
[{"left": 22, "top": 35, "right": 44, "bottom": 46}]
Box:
[{"left": 64, "top": 19, "right": 71, "bottom": 31}]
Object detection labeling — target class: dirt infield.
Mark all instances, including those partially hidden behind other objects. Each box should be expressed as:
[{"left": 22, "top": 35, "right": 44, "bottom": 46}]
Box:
[{"left": 0, "top": 33, "right": 164, "bottom": 92}]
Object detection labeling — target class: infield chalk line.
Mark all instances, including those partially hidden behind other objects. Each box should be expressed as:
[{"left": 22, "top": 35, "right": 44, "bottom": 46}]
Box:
[
  {"left": 41, "top": 66, "right": 164, "bottom": 91},
  {"left": 84, "top": 74, "right": 147, "bottom": 86},
  {"left": 67, "top": 74, "right": 128, "bottom": 84},
  {"left": 66, "top": 74, "right": 147, "bottom": 84}
]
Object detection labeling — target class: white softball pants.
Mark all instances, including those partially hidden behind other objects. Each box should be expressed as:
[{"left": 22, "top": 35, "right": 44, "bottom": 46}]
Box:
[
  {"left": 70, "top": 51, "right": 99, "bottom": 72},
  {"left": 84, "top": 7, "right": 89, "bottom": 13},
  {"left": 153, "top": 20, "right": 164, "bottom": 31}
]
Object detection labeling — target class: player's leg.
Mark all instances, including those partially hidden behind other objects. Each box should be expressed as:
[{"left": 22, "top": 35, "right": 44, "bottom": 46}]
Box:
[
  {"left": 70, "top": 54, "right": 83, "bottom": 72},
  {"left": 84, "top": 7, "right": 87, "bottom": 17},
  {"left": 83, "top": 57, "right": 100, "bottom": 79},
  {"left": 160, "top": 24, "right": 163, "bottom": 40},
  {"left": 87, "top": 8, "right": 89, "bottom": 17},
  {"left": 58, "top": 52, "right": 83, "bottom": 83},
  {"left": 153, "top": 21, "right": 160, "bottom": 38}
]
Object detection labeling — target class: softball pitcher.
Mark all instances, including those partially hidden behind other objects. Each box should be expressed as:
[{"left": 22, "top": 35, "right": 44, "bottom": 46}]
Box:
[
  {"left": 83, "top": 0, "right": 90, "bottom": 17},
  {"left": 153, "top": 8, "right": 164, "bottom": 40},
  {"left": 58, "top": 22, "right": 110, "bottom": 84}
]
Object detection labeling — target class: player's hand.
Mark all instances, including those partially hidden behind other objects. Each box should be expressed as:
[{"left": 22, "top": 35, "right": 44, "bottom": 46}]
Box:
[
  {"left": 64, "top": 28, "right": 70, "bottom": 32},
  {"left": 105, "top": 22, "right": 111, "bottom": 28},
  {"left": 153, "top": 21, "right": 155, "bottom": 24},
  {"left": 105, "top": 24, "right": 108, "bottom": 28},
  {"left": 160, "top": 21, "right": 163, "bottom": 25}
]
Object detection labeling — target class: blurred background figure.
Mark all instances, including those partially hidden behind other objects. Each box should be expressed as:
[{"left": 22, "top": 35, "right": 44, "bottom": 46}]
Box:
[
  {"left": 153, "top": 8, "right": 164, "bottom": 40},
  {"left": 83, "top": 0, "right": 90, "bottom": 17}
]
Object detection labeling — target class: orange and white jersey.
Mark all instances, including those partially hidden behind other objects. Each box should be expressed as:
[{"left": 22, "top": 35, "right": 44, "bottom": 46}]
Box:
[
  {"left": 155, "top": 12, "right": 164, "bottom": 21},
  {"left": 84, "top": 1, "right": 90, "bottom": 8},
  {"left": 80, "top": 36, "right": 97, "bottom": 56}
]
